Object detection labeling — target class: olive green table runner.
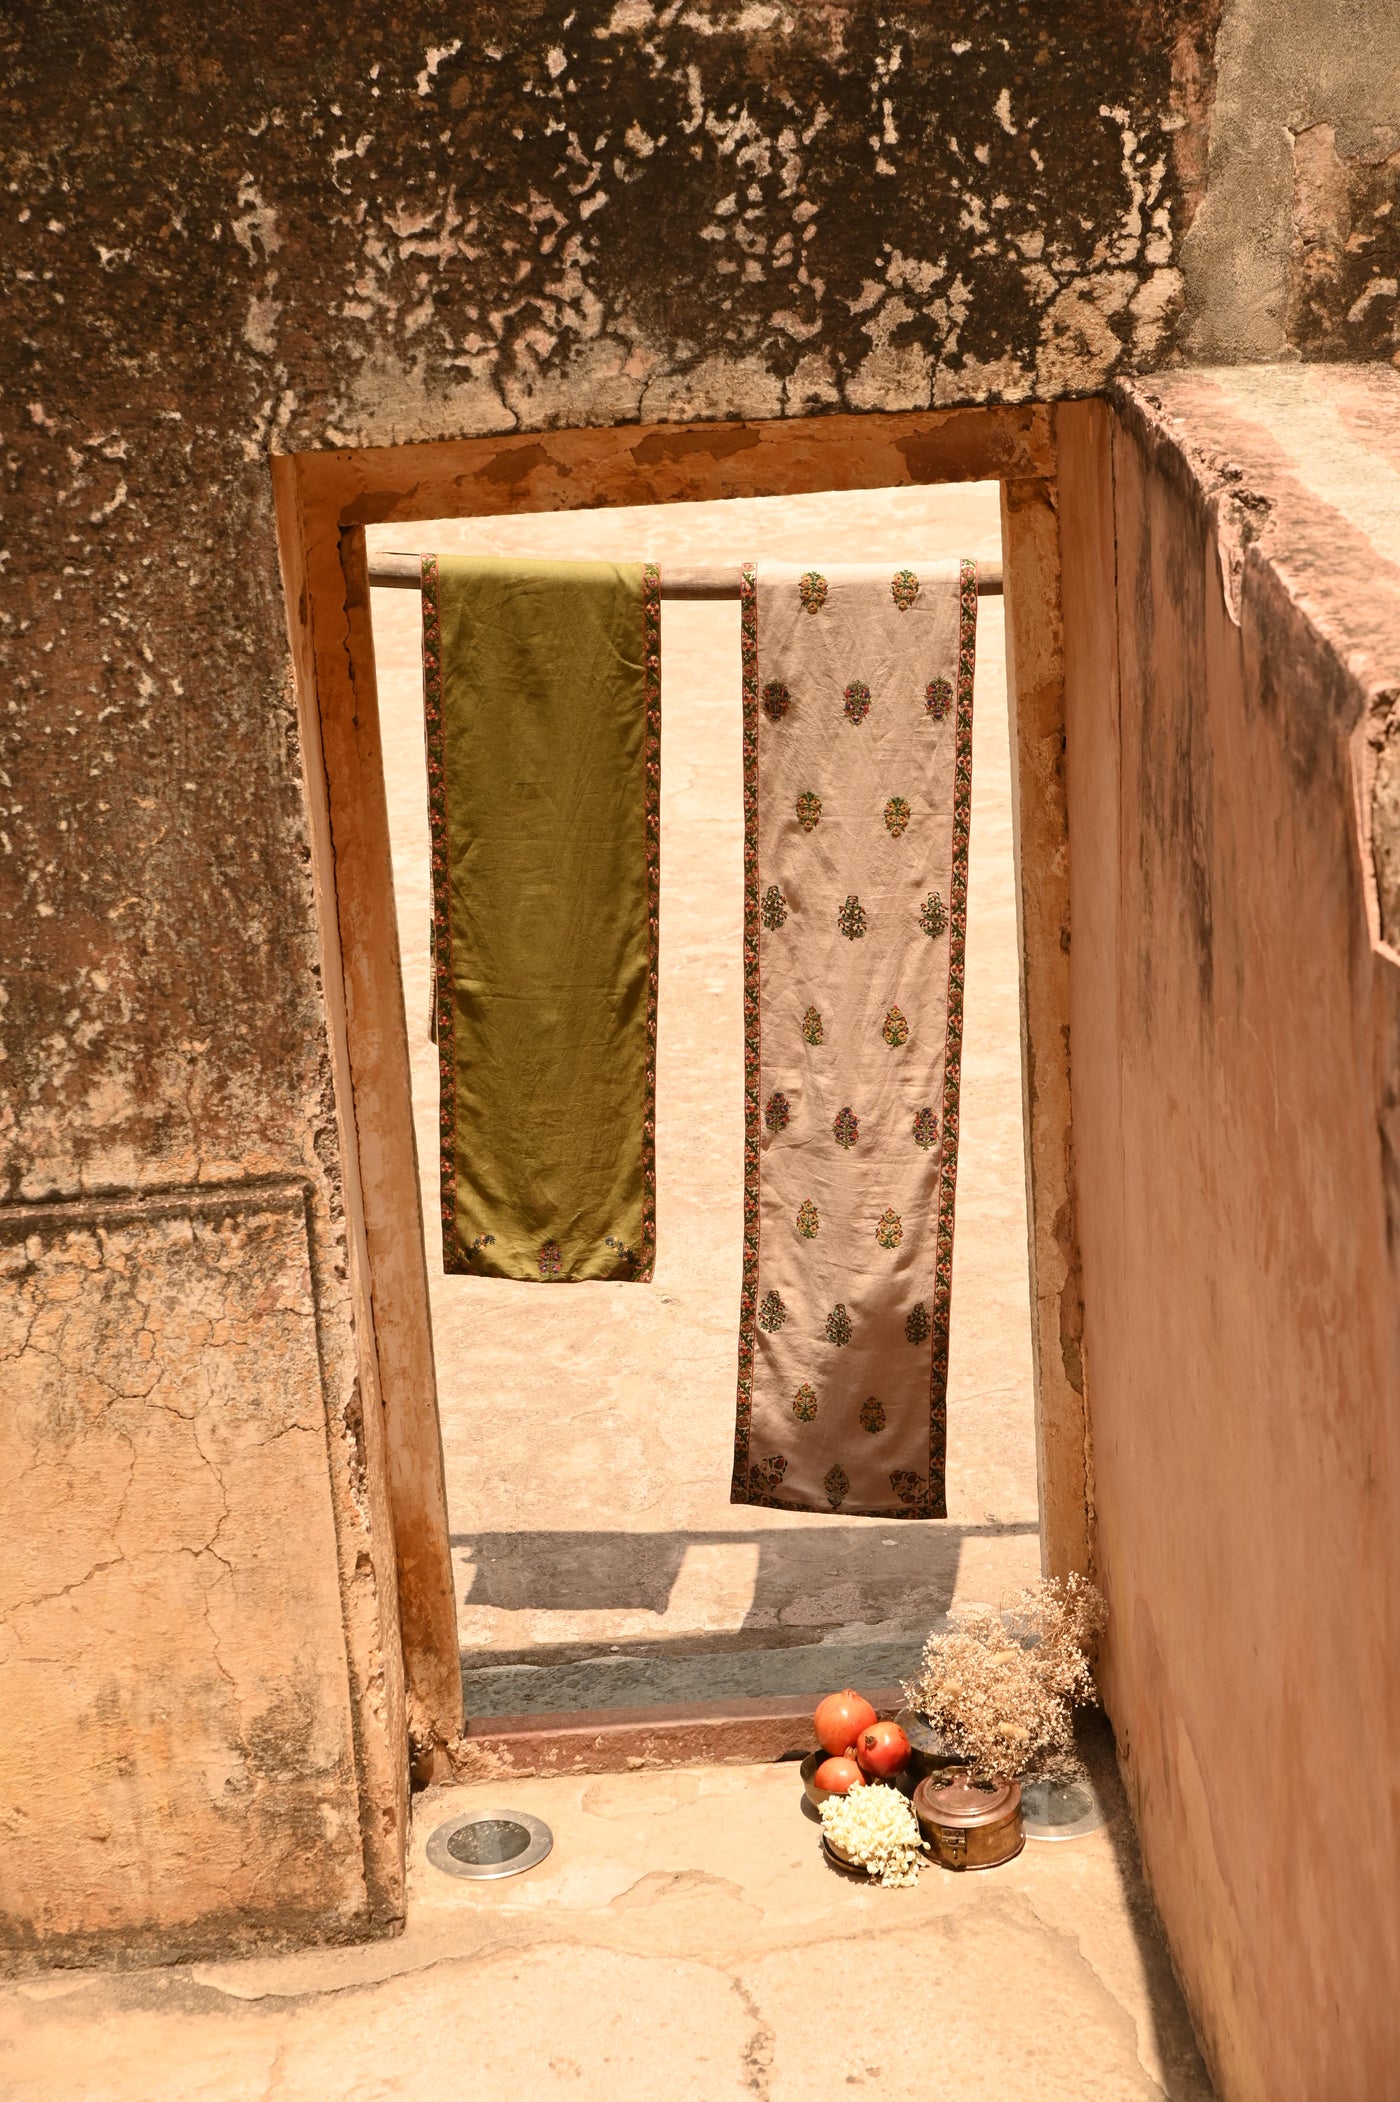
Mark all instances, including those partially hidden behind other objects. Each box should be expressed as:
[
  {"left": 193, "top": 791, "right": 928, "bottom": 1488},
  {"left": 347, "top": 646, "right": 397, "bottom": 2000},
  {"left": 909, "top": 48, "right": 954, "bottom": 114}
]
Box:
[
  {"left": 421, "top": 554, "right": 660, "bottom": 1282},
  {"left": 731, "top": 559, "right": 977, "bottom": 1518}
]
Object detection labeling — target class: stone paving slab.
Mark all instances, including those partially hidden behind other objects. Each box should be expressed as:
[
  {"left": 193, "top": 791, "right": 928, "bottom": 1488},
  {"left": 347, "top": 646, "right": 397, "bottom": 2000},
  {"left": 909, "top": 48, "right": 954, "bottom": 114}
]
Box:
[{"left": 0, "top": 1724, "right": 1212, "bottom": 2100}]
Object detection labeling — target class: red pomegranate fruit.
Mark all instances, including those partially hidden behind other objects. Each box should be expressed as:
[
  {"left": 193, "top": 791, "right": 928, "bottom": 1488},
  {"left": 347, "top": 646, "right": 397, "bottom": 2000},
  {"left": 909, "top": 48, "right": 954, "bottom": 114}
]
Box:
[
  {"left": 813, "top": 1689, "right": 879, "bottom": 1756},
  {"left": 855, "top": 1720, "right": 911, "bottom": 1779},
  {"left": 813, "top": 1755, "right": 865, "bottom": 1796}
]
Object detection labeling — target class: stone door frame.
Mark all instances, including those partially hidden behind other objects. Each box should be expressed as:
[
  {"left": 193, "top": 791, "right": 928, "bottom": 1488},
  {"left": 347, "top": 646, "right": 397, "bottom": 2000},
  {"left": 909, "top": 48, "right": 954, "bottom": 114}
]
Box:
[{"left": 271, "top": 403, "right": 1089, "bottom": 1750}]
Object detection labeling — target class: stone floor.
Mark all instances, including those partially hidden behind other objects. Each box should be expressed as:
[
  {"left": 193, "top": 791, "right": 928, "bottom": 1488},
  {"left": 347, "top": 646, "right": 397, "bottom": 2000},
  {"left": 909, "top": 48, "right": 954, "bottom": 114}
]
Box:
[
  {"left": 0, "top": 1721, "right": 1212, "bottom": 2100},
  {"left": 367, "top": 483, "right": 1041, "bottom": 1714}
]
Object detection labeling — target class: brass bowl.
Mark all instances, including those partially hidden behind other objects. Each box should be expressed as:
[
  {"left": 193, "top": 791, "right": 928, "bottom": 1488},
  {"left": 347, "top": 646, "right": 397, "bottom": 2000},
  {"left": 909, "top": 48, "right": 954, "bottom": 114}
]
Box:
[
  {"left": 820, "top": 1832, "right": 865, "bottom": 1872},
  {"left": 800, "top": 1748, "right": 917, "bottom": 1808}
]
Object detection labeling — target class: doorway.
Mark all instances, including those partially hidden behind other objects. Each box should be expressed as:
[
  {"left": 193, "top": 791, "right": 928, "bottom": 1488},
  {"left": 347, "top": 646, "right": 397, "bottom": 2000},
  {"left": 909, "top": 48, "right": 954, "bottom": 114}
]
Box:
[
  {"left": 367, "top": 482, "right": 1037, "bottom": 1721},
  {"left": 271, "top": 404, "right": 1086, "bottom": 1758}
]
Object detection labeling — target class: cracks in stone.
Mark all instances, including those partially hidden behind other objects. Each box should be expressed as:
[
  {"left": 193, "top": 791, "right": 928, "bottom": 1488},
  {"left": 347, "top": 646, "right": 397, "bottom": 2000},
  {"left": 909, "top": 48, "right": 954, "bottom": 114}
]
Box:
[
  {"left": 729, "top": 1973, "right": 776, "bottom": 2097},
  {"left": 2, "top": 1551, "right": 128, "bottom": 1627}
]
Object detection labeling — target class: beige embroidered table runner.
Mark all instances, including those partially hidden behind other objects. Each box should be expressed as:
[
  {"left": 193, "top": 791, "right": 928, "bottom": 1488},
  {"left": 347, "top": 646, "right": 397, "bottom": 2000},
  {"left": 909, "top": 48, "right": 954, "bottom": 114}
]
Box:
[
  {"left": 730, "top": 559, "right": 976, "bottom": 1517},
  {"left": 421, "top": 555, "right": 660, "bottom": 1282}
]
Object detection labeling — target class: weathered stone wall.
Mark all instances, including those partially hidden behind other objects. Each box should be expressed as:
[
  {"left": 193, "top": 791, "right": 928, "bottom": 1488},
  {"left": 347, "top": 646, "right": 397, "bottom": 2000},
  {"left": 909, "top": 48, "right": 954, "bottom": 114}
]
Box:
[
  {"left": 0, "top": 1185, "right": 376, "bottom": 1964},
  {"left": 1180, "top": 0, "right": 1400, "bottom": 363},
  {"left": 1060, "top": 365, "right": 1400, "bottom": 2100}
]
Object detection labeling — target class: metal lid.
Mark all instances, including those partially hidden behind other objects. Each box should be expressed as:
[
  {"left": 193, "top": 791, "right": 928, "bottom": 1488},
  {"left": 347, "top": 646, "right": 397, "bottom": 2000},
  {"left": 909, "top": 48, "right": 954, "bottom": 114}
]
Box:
[{"left": 915, "top": 1772, "right": 1021, "bottom": 1827}]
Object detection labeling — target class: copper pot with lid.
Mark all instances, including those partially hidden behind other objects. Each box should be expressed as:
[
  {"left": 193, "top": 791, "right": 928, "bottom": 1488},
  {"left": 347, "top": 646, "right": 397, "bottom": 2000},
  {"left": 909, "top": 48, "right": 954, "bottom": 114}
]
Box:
[{"left": 912, "top": 1772, "right": 1024, "bottom": 1871}]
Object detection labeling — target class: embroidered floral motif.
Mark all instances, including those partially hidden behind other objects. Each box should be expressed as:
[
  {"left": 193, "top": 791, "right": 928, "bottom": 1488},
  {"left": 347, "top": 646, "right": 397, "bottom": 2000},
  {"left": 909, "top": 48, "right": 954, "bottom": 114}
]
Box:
[
  {"left": 882, "top": 1005, "right": 909, "bottom": 1048},
  {"left": 837, "top": 893, "right": 868, "bottom": 941},
  {"left": 824, "top": 1463, "right": 850, "bottom": 1509},
  {"left": 875, "top": 1208, "right": 904, "bottom": 1250},
  {"left": 919, "top": 891, "right": 947, "bottom": 939},
  {"left": 792, "top": 1382, "right": 818, "bottom": 1422},
  {"left": 762, "top": 680, "right": 791, "bottom": 721},
  {"left": 860, "top": 1395, "right": 887, "bottom": 1433},
  {"left": 905, "top": 1301, "right": 932, "bottom": 1344},
  {"left": 750, "top": 1454, "right": 788, "bottom": 1497},
  {"left": 802, "top": 1005, "right": 824, "bottom": 1046},
  {"left": 883, "top": 796, "right": 911, "bottom": 837},
  {"left": 825, "top": 1303, "right": 853, "bottom": 1346},
  {"left": 538, "top": 1239, "right": 562, "bottom": 1279},
  {"left": 605, "top": 1235, "right": 639, "bottom": 1274},
  {"left": 832, "top": 1106, "right": 859, "bottom": 1149},
  {"left": 890, "top": 568, "right": 920, "bottom": 611},
  {"left": 795, "top": 790, "right": 822, "bottom": 832},
  {"left": 925, "top": 675, "right": 954, "bottom": 720},
  {"left": 913, "top": 1107, "right": 939, "bottom": 1149},
  {"left": 761, "top": 884, "right": 788, "bottom": 931},
  {"left": 796, "top": 1198, "right": 820, "bottom": 1238},
  {"left": 843, "top": 679, "right": 872, "bottom": 726},
  {"left": 890, "top": 1469, "right": 927, "bottom": 1509},
  {"left": 467, "top": 1234, "right": 497, "bottom": 1258},
  {"left": 758, "top": 1288, "right": 788, "bottom": 1332},
  {"left": 798, "top": 570, "right": 828, "bottom": 615},
  {"left": 764, "top": 1090, "right": 791, "bottom": 1134}
]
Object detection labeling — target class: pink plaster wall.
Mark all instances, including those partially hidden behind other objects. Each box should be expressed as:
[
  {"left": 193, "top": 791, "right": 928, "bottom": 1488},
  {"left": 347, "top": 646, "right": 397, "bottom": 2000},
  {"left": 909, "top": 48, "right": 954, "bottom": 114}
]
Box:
[{"left": 1061, "top": 372, "right": 1400, "bottom": 2099}]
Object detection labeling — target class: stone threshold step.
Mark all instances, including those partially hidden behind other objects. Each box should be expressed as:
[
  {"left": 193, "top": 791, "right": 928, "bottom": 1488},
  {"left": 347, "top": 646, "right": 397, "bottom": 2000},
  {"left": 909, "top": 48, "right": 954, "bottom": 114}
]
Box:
[
  {"left": 461, "top": 1634, "right": 928, "bottom": 1719},
  {"left": 454, "top": 1685, "right": 907, "bottom": 1781}
]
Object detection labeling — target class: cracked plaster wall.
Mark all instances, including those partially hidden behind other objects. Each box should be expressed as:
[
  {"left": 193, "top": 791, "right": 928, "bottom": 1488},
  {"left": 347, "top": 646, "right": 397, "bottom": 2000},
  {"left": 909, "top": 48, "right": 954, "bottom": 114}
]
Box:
[{"left": 0, "top": 1186, "right": 376, "bottom": 1965}]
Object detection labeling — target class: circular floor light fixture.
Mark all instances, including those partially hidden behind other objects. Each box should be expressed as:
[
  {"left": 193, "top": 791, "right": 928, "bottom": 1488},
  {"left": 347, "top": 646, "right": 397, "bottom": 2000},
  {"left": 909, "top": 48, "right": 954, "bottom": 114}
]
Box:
[
  {"left": 426, "top": 1808, "right": 554, "bottom": 1880},
  {"left": 1020, "top": 1777, "right": 1104, "bottom": 1843}
]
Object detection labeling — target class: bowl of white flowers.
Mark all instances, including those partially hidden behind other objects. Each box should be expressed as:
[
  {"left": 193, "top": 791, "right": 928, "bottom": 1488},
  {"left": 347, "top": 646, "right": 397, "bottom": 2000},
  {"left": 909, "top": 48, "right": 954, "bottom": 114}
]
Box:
[{"left": 818, "top": 1782, "right": 929, "bottom": 1887}]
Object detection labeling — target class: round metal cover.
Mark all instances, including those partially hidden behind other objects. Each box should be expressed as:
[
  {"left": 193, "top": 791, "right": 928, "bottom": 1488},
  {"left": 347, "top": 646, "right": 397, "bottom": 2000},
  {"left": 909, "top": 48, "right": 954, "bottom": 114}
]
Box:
[
  {"left": 1021, "top": 1777, "right": 1104, "bottom": 1842},
  {"left": 923, "top": 1772, "right": 1019, "bottom": 1826},
  {"left": 426, "top": 1808, "right": 553, "bottom": 1880}
]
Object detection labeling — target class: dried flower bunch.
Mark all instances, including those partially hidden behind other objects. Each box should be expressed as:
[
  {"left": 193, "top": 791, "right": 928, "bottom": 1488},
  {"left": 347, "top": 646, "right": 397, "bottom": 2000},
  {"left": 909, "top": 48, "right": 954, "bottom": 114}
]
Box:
[
  {"left": 906, "top": 1575, "right": 1108, "bottom": 1781},
  {"left": 819, "top": 1783, "right": 927, "bottom": 1886}
]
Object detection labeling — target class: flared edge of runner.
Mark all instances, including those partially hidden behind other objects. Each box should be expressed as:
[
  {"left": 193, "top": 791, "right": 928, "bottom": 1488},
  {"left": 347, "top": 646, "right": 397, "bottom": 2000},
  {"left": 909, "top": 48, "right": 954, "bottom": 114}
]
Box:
[
  {"left": 636, "top": 560, "right": 662, "bottom": 1283},
  {"left": 730, "top": 561, "right": 762, "bottom": 1504},
  {"left": 420, "top": 550, "right": 469, "bottom": 1275},
  {"left": 923, "top": 554, "right": 978, "bottom": 1517}
]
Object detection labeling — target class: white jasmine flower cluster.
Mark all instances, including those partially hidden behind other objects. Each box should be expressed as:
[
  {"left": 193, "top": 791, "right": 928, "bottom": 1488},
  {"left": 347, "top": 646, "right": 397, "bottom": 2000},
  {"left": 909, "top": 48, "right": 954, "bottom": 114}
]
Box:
[{"left": 819, "top": 1783, "right": 927, "bottom": 1887}]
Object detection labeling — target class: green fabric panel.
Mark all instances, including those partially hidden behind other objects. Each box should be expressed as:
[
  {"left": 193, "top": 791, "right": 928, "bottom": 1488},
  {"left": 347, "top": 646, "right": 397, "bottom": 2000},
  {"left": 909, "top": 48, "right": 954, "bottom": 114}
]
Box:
[{"left": 422, "top": 555, "right": 659, "bottom": 1283}]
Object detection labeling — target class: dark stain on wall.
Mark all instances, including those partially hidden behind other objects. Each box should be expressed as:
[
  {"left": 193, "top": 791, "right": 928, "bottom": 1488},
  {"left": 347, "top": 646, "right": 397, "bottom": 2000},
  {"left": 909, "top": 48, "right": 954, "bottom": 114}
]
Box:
[{"left": 1287, "top": 122, "right": 1400, "bottom": 362}]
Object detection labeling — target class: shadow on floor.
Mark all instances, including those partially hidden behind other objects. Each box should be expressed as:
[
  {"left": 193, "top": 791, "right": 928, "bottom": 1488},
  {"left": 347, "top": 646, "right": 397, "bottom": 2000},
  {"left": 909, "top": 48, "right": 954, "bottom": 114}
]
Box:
[
  {"left": 451, "top": 1518, "right": 1037, "bottom": 1643},
  {"left": 1076, "top": 1707, "right": 1217, "bottom": 2097}
]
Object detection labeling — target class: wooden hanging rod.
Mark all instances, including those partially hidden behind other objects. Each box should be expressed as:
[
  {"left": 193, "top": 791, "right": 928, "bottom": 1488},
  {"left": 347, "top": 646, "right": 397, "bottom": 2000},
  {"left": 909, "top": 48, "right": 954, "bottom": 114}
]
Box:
[{"left": 366, "top": 553, "right": 1003, "bottom": 597}]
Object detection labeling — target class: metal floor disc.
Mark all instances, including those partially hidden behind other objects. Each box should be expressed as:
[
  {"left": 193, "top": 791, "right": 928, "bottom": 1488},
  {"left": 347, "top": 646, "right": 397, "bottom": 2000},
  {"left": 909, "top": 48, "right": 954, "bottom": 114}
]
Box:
[
  {"left": 1020, "top": 1777, "right": 1104, "bottom": 1842},
  {"left": 426, "top": 1809, "right": 554, "bottom": 1880}
]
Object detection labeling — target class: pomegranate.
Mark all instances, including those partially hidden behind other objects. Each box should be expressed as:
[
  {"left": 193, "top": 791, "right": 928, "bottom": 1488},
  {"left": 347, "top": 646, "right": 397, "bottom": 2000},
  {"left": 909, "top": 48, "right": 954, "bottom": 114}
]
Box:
[
  {"left": 813, "top": 1755, "right": 864, "bottom": 1796},
  {"left": 813, "top": 1689, "right": 878, "bottom": 1756},
  {"left": 855, "top": 1720, "right": 911, "bottom": 1779}
]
